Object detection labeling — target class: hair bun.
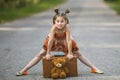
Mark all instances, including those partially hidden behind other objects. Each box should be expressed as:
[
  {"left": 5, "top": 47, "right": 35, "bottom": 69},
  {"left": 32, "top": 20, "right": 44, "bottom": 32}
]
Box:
[
  {"left": 65, "top": 9, "right": 70, "bottom": 14},
  {"left": 54, "top": 9, "right": 59, "bottom": 14}
]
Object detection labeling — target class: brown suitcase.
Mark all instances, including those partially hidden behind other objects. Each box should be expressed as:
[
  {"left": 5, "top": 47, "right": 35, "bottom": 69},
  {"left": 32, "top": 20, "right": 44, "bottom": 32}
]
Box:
[{"left": 42, "top": 56, "right": 78, "bottom": 78}]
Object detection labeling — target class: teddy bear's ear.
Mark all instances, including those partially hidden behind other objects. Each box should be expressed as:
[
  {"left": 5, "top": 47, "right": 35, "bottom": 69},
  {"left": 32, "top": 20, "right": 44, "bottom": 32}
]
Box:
[
  {"left": 64, "top": 57, "right": 69, "bottom": 62},
  {"left": 52, "top": 58, "right": 57, "bottom": 64}
]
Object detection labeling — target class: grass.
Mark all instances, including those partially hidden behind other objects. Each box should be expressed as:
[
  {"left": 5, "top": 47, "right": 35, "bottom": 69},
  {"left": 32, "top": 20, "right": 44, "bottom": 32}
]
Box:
[
  {"left": 0, "top": 0, "right": 66, "bottom": 24},
  {"left": 104, "top": 0, "right": 120, "bottom": 15}
]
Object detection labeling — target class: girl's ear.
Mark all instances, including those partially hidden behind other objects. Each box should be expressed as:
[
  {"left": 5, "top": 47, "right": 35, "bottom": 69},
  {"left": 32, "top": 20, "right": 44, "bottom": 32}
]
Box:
[{"left": 65, "top": 20, "right": 68, "bottom": 24}]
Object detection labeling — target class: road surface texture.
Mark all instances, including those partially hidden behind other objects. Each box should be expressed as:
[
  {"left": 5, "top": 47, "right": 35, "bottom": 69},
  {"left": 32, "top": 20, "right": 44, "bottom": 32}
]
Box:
[{"left": 0, "top": 0, "right": 120, "bottom": 80}]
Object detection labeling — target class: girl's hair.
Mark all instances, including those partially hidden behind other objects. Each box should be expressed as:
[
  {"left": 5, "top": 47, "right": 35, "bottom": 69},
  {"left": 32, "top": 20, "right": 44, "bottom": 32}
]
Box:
[{"left": 53, "top": 9, "right": 70, "bottom": 24}]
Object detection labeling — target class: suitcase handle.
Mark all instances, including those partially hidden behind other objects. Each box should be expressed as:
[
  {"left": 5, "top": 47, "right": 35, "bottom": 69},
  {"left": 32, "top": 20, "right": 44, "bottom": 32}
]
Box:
[{"left": 53, "top": 55, "right": 65, "bottom": 57}]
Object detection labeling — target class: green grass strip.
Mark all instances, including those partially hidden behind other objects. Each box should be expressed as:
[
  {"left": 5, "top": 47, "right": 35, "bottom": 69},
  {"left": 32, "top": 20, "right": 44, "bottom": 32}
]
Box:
[
  {"left": 103, "top": 0, "right": 120, "bottom": 15},
  {"left": 0, "top": 0, "right": 66, "bottom": 24}
]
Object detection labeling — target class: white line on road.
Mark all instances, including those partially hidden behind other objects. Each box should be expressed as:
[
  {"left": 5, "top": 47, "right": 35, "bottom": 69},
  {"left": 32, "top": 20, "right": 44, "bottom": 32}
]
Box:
[
  {"left": 0, "top": 27, "right": 39, "bottom": 31},
  {"left": 72, "top": 22, "right": 120, "bottom": 26},
  {"left": 80, "top": 43, "right": 120, "bottom": 48}
]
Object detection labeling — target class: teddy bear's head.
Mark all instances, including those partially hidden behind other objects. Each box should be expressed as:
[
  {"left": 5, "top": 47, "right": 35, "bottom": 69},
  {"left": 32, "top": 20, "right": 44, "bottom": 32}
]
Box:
[
  {"left": 52, "top": 57, "right": 67, "bottom": 68},
  {"left": 51, "top": 57, "right": 69, "bottom": 79}
]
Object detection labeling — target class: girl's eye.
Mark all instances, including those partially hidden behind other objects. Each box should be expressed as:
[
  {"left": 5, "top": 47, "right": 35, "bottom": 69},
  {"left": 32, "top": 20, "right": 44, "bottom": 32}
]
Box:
[{"left": 61, "top": 20, "right": 64, "bottom": 23}]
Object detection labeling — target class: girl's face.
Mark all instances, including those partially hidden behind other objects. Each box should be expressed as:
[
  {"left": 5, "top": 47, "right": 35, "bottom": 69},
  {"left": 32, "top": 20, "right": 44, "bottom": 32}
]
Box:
[{"left": 55, "top": 16, "right": 67, "bottom": 30}]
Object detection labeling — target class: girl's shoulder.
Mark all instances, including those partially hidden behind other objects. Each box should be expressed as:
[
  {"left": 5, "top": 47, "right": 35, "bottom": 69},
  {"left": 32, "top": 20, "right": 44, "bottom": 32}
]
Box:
[
  {"left": 50, "top": 25, "right": 56, "bottom": 32},
  {"left": 65, "top": 24, "right": 71, "bottom": 32}
]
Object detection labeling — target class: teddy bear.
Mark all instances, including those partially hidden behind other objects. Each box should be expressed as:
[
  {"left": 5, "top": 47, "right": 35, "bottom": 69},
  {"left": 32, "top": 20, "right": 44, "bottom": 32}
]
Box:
[{"left": 51, "top": 57, "right": 69, "bottom": 79}]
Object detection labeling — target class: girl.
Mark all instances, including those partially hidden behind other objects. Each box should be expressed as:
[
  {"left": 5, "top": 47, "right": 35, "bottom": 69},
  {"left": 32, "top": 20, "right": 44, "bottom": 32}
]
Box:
[{"left": 16, "top": 9, "right": 103, "bottom": 76}]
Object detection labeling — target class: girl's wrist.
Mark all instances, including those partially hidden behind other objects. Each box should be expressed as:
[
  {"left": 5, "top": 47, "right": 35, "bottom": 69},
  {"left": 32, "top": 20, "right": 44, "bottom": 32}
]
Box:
[
  {"left": 46, "top": 51, "right": 50, "bottom": 55},
  {"left": 47, "top": 53, "right": 50, "bottom": 55},
  {"left": 68, "top": 52, "right": 73, "bottom": 55}
]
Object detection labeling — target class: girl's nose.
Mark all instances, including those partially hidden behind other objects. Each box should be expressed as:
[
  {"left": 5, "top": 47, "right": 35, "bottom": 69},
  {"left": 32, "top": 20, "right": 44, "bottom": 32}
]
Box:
[{"left": 58, "top": 22, "right": 62, "bottom": 24}]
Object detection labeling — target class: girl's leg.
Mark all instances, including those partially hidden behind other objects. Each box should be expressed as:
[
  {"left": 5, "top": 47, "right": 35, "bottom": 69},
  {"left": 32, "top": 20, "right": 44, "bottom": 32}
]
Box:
[
  {"left": 73, "top": 51, "right": 103, "bottom": 73},
  {"left": 20, "top": 49, "right": 46, "bottom": 73},
  {"left": 73, "top": 51, "right": 97, "bottom": 69}
]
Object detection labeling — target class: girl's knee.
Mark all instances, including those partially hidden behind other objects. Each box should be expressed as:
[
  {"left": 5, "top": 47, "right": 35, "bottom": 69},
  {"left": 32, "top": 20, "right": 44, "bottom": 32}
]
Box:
[
  {"left": 37, "top": 53, "right": 46, "bottom": 59},
  {"left": 36, "top": 49, "right": 46, "bottom": 58},
  {"left": 73, "top": 51, "right": 82, "bottom": 57}
]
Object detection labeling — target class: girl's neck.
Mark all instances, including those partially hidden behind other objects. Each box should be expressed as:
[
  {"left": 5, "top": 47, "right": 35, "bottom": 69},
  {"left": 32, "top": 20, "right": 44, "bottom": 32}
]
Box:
[{"left": 55, "top": 27, "right": 66, "bottom": 33}]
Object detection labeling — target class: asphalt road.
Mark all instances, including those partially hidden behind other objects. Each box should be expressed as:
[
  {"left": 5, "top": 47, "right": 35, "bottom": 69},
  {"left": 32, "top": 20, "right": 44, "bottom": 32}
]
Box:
[{"left": 0, "top": 0, "right": 120, "bottom": 80}]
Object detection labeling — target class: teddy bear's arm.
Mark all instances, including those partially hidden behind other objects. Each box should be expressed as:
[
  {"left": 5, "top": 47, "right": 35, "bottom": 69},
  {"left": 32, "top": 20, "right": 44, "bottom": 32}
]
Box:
[
  {"left": 51, "top": 67, "right": 57, "bottom": 73},
  {"left": 64, "top": 67, "right": 69, "bottom": 74}
]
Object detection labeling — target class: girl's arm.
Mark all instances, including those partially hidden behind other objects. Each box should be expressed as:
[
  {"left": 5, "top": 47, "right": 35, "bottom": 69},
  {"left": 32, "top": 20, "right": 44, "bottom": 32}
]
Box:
[
  {"left": 45, "top": 26, "right": 55, "bottom": 59},
  {"left": 66, "top": 25, "right": 74, "bottom": 59}
]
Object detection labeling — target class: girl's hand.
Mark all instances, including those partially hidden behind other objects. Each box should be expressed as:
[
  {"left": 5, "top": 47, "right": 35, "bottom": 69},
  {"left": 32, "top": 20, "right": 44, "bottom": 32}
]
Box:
[
  {"left": 66, "top": 53, "right": 74, "bottom": 60},
  {"left": 45, "top": 54, "right": 52, "bottom": 60}
]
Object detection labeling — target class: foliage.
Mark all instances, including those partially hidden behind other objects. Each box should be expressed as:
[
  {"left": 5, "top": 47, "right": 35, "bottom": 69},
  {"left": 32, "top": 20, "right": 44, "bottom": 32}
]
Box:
[
  {"left": 104, "top": 0, "right": 120, "bottom": 14},
  {"left": 0, "top": 0, "right": 66, "bottom": 23},
  {"left": 0, "top": 0, "right": 40, "bottom": 9}
]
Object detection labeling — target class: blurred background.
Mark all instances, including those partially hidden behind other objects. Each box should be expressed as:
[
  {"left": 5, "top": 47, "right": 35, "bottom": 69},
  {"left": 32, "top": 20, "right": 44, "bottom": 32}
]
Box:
[{"left": 0, "top": 0, "right": 120, "bottom": 24}]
